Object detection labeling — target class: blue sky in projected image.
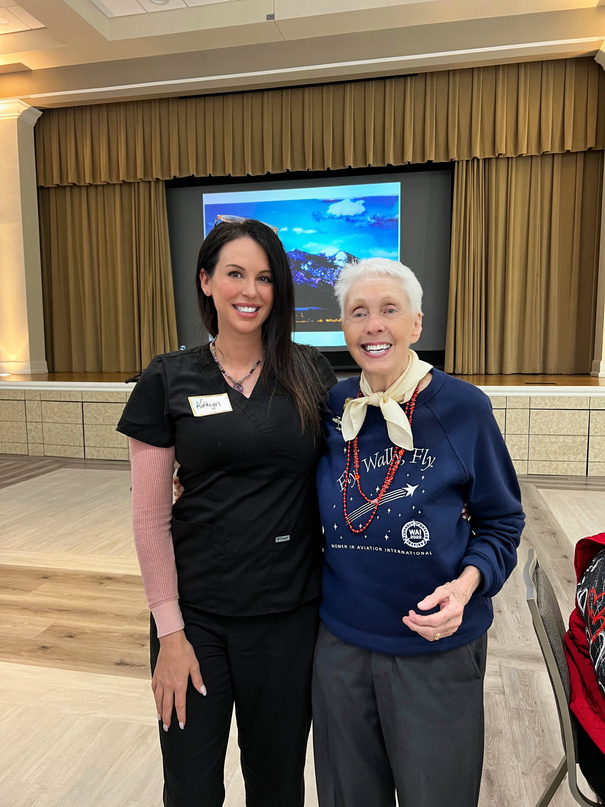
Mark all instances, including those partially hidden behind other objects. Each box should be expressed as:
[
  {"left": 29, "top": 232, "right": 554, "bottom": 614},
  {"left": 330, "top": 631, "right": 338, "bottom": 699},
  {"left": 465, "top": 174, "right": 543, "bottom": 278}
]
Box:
[{"left": 202, "top": 183, "right": 400, "bottom": 260}]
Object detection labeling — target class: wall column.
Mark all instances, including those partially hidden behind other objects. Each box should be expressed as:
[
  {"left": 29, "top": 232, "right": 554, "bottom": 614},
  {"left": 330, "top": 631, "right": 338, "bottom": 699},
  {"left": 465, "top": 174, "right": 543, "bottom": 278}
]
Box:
[
  {"left": 0, "top": 100, "right": 47, "bottom": 375},
  {"left": 591, "top": 166, "right": 605, "bottom": 376}
]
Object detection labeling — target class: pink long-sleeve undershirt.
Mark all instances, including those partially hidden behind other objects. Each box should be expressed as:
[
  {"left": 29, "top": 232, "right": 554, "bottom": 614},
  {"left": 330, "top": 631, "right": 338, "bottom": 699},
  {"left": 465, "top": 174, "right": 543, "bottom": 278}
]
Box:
[{"left": 129, "top": 437, "right": 184, "bottom": 638}]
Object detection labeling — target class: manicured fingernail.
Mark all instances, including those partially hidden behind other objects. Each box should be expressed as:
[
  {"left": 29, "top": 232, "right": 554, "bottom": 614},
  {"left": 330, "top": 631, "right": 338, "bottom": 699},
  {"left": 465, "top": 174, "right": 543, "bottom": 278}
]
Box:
[
  {"left": 179, "top": 721, "right": 184, "bottom": 730},
  {"left": 157, "top": 713, "right": 161, "bottom": 721},
  {"left": 200, "top": 685, "right": 207, "bottom": 696},
  {"left": 163, "top": 723, "right": 169, "bottom": 732}
]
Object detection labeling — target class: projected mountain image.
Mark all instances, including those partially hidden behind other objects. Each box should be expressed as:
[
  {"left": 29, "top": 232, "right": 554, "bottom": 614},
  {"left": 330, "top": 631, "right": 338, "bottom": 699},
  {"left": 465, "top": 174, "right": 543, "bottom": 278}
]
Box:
[
  {"left": 202, "top": 181, "right": 401, "bottom": 346},
  {"left": 287, "top": 247, "right": 356, "bottom": 329}
]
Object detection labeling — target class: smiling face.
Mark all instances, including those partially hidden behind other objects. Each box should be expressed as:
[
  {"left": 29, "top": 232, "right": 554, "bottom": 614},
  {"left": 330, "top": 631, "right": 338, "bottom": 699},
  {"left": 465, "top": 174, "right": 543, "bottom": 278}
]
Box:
[
  {"left": 199, "top": 236, "right": 274, "bottom": 342},
  {"left": 343, "top": 274, "right": 423, "bottom": 391}
]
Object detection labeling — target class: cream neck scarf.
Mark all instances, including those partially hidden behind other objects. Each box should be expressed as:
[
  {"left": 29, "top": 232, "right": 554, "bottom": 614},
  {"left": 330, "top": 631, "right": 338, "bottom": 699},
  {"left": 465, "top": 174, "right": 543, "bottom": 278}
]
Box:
[{"left": 341, "top": 350, "right": 432, "bottom": 449}]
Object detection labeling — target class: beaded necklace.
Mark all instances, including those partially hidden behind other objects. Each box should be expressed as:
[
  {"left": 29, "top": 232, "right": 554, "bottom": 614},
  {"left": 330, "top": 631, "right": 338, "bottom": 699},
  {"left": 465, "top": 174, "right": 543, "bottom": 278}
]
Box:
[
  {"left": 210, "top": 339, "right": 263, "bottom": 394},
  {"left": 342, "top": 384, "right": 419, "bottom": 534}
]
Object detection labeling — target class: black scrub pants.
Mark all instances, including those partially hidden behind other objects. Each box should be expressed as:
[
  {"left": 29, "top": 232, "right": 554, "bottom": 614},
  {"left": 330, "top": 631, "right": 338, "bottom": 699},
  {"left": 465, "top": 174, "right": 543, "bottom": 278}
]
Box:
[
  {"left": 312, "top": 623, "right": 487, "bottom": 807},
  {"left": 150, "top": 599, "right": 319, "bottom": 807}
]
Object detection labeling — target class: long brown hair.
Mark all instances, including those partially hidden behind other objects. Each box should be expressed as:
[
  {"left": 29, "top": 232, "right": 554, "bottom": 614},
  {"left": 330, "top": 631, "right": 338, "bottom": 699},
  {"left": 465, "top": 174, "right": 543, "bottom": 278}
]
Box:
[{"left": 195, "top": 219, "right": 326, "bottom": 434}]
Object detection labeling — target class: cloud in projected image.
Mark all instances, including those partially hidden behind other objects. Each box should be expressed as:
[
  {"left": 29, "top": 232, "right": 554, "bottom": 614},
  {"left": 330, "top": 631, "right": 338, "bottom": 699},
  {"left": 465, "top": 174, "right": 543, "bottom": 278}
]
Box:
[
  {"left": 203, "top": 182, "right": 399, "bottom": 260},
  {"left": 325, "top": 198, "right": 366, "bottom": 217}
]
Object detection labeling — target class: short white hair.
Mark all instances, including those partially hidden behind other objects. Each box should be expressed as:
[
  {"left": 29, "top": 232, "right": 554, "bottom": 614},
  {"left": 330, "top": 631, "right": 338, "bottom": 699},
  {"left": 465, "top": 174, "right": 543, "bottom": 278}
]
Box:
[{"left": 333, "top": 258, "right": 423, "bottom": 318}]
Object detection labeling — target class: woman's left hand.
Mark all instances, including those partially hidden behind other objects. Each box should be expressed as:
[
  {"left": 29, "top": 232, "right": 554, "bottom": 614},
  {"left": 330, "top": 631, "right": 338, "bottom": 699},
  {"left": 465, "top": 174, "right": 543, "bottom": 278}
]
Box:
[{"left": 402, "top": 565, "right": 482, "bottom": 642}]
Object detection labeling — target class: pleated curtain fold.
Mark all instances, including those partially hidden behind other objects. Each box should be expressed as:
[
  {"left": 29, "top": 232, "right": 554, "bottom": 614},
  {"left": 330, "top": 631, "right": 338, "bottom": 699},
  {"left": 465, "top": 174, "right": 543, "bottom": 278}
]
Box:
[
  {"left": 38, "top": 180, "right": 178, "bottom": 373},
  {"left": 446, "top": 151, "right": 604, "bottom": 374},
  {"left": 35, "top": 59, "right": 605, "bottom": 187}
]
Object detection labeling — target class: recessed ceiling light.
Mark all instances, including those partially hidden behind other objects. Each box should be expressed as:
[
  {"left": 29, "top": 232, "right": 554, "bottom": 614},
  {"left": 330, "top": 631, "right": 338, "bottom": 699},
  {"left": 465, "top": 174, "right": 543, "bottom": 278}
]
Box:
[
  {"left": 0, "top": 17, "right": 10, "bottom": 25},
  {"left": 0, "top": 373, "right": 11, "bottom": 377},
  {"left": 148, "top": 0, "right": 170, "bottom": 5}
]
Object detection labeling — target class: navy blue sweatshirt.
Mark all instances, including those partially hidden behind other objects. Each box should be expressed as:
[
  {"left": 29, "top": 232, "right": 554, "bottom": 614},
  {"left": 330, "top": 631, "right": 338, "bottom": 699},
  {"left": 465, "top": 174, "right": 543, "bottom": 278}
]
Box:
[{"left": 316, "top": 369, "right": 525, "bottom": 656}]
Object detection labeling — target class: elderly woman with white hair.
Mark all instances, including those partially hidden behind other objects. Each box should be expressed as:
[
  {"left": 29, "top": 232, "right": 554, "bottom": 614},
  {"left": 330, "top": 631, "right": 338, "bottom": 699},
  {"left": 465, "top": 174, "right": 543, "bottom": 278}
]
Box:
[{"left": 313, "top": 258, "right": 524, "bottom": 807}]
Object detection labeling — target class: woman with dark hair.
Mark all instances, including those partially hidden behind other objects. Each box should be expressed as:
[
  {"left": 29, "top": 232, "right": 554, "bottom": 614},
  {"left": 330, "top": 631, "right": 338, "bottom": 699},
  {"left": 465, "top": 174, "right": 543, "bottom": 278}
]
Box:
[{"left": 117, "top": 218, "right": 336, "bottom": 807}]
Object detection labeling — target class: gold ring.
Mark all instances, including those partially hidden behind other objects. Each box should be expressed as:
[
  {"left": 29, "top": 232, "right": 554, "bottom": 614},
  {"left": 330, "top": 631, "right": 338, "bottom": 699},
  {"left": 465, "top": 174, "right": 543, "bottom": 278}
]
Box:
[{"left": 433, "top": 633, "right": 441, "bottom": 641}]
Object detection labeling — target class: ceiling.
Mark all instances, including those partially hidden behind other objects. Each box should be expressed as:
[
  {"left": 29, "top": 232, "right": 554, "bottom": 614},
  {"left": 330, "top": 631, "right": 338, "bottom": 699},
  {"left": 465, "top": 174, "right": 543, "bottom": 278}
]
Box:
[{"left": 0, "top": 0, "right": 604, "bottom": 108}]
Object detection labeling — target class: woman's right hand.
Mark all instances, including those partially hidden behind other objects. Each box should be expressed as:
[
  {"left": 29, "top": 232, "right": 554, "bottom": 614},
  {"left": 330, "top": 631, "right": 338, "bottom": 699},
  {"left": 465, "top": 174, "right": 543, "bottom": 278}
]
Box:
[{"left": 152, "top": 629, "right": 206, "bottom": 731}]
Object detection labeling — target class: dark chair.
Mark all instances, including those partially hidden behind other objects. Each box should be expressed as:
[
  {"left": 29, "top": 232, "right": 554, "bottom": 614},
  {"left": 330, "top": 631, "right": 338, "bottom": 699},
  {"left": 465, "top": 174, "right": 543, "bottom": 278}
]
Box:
[{"left": 523, "top": 549, "right": 601, "bottom": 806}]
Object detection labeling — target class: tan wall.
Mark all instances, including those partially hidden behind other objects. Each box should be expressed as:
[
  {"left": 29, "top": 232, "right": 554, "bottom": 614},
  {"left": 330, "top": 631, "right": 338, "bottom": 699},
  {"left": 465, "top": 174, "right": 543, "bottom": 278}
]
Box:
[
  {"left": 2, "top": 384, "right": 605, "bottom": 475},
  {"left": 487, "top": 394, "right": 605, "bottom": 476},
  {"left": 0, "top": 387, "right": 130, "bottom": 461}
]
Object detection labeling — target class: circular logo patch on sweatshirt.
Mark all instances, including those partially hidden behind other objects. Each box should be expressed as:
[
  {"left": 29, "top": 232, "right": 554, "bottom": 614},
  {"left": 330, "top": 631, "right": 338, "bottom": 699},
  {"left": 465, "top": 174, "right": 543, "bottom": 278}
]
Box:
[{"left": 401, "top": 520, "right": 430, "bottom": 548}]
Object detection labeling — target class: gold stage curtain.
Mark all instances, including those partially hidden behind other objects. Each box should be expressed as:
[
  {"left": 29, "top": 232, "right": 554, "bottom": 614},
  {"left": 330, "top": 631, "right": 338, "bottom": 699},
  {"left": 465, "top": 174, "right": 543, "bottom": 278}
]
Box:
[
  {"left": 35, "top": 58, "right": 605, "bottom": 188},
  {"left": 446, "top": 150, "right": 603, "bottom": 375},
  {"left": 38, "top": 179, "right": 178, "bottom": 373}
]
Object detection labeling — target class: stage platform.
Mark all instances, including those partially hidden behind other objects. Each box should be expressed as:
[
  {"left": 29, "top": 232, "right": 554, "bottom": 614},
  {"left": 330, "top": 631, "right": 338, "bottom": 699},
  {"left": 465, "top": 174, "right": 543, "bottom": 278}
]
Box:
[
  {"left": 1, "top": 373, "right": 605, "bottom": 476},
  {"left": 3, "top": 371, "right": 605, "bottom": 386}
]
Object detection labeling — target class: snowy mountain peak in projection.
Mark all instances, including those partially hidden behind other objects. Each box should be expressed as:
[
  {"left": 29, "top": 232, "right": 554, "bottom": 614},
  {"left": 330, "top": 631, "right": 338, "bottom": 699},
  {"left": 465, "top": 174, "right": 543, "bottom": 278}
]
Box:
[
  {"left": 287, "top": 248, "right": 357, "bottom": 326},
  {"left": 287, "top": 248, "right": 357, "bottom": 286}
]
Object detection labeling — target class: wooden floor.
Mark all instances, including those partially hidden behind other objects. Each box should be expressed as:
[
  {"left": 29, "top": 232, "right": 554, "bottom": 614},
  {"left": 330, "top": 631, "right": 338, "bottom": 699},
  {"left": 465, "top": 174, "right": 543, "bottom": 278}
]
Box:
[{"left": 0, "top": 455, "right": 604, "bottom": 806}]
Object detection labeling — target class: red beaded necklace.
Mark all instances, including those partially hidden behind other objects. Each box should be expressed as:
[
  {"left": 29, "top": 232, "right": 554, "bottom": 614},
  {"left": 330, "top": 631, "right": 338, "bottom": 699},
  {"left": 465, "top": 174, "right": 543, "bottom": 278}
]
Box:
[{"left": 342, "top": 384, "right": 420, "bottom": 534}]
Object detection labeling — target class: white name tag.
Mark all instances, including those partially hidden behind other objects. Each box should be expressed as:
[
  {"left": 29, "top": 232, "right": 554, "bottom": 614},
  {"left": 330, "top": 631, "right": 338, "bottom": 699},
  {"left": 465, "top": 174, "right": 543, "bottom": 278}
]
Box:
[
  {"left": 188, "top": 394, "right": 233, "bottom": 417},
  {"left": 275, "top": 535, "right": 291, "bottom": 543}
]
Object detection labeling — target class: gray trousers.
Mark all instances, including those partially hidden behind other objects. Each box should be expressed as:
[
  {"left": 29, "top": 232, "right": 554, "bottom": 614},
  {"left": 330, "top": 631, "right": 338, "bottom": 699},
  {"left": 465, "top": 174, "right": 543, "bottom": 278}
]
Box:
[{"left": 312, "top": 624, "right": 487, "bottom": 807}]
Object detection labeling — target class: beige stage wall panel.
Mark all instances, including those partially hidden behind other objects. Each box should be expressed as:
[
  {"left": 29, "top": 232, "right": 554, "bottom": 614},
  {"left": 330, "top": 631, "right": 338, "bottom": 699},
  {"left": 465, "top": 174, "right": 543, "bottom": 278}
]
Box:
[
  {"left": 0, "top": 384, "right": 132, "bottom": 462},
  {"left": 506, "top": 409, "right": 530, "bottom": 435},
  {"left": 1, "top": 383, "right": 605, "bottom": 475},
  {"left": 588, "top": 436, "right": 605, "bottom": 461},
  {"left": 492, "top": 410, "right": 505, "bottom": 433},
  {"left": 505, "top": 435, "right": 529, "bottom": 461},
  {"left": 25, "top": 400, "right": 41, "bottom": 421},
  {"left": 504, "top": 396, "right": 530, "bottom": 409}
]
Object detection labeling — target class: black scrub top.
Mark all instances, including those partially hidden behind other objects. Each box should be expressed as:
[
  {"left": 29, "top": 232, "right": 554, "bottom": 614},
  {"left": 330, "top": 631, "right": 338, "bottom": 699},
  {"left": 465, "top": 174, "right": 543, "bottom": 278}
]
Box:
[{"left": 117, "top": 344, "right": 336, "bottom": 617}]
